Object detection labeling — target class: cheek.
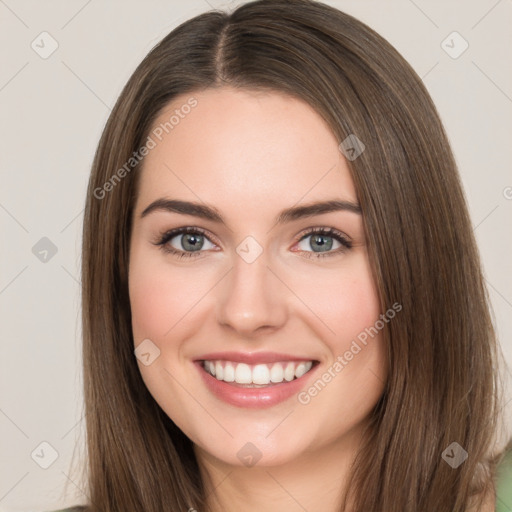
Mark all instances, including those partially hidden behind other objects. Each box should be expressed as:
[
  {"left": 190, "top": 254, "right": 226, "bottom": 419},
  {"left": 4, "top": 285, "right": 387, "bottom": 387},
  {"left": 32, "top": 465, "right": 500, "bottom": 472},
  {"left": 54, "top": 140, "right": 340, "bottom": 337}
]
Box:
[
  {"left": 129, "top": 248, "right": 208, "bottom": 341},
  {"left": 129, "top": 276, "right": 174, "bottom": 340},
  {"left": 129, "top": 270, "right": 170, "bottom": 341},
  {"left": 291, "top": 257, "right": 381, "bottom": 348},
  {"left": 333, "top": 272, "right": 381, "bottom": 342},
  {"left": 291, "top": 261, "right": 387, "bottom": 434}
]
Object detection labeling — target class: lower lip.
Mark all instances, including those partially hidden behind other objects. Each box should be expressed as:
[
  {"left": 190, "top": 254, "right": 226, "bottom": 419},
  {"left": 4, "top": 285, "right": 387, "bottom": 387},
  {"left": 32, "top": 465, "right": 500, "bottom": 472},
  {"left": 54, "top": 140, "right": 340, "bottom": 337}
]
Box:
[{"left": 194, "top": 361, "right": 318, "bottom": 408}]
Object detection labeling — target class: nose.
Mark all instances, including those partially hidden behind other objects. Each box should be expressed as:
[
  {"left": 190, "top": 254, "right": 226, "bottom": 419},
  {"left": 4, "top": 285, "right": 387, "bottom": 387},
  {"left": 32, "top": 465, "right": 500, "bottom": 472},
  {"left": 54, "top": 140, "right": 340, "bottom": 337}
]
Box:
[{"left": 215, "top": 249, "right": 288, "bottom": 338}]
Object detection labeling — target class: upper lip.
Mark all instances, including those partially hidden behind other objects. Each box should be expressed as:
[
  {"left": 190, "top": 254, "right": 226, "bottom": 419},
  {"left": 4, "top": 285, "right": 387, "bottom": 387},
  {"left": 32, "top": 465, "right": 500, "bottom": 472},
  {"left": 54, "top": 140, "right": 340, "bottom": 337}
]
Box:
[{"left": 195, "top": 351, "right": 318, "bottom": 365}]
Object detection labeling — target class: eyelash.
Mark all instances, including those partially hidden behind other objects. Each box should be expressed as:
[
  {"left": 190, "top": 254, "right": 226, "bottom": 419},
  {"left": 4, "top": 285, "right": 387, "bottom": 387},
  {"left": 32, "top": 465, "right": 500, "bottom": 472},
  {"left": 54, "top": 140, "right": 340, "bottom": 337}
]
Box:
[{"left": 153, "top": 226, "right": 353, "bottom": 260}]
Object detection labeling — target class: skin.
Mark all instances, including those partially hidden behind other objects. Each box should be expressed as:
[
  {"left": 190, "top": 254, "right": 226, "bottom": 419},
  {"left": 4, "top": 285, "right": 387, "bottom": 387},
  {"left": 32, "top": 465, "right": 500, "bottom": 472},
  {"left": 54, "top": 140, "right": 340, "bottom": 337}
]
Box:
[{"left": 128, "top": 87, "right": 389, "bottom": 512}]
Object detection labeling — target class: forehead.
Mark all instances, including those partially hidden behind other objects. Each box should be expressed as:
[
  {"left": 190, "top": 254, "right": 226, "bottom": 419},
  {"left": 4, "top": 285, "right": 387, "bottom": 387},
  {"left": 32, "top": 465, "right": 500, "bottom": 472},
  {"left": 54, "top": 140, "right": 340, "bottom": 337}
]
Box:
[{"left": 135, "top": 87, "right": 357, "bottom": 217}]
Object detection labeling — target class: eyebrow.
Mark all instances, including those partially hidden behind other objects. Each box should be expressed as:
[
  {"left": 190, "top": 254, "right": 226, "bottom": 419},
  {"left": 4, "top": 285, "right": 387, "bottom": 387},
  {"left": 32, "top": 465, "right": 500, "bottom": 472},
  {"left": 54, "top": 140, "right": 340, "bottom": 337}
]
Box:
[{"left": 140, "top": 198, "right": 361, "bottom": 225}]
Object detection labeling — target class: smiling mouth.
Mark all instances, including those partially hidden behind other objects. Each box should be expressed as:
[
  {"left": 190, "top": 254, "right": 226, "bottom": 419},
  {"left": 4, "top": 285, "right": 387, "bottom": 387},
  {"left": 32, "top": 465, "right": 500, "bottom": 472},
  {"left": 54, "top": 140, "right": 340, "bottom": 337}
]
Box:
[{"left": 200, "top": 359, "right": 319, "bottom": 387}]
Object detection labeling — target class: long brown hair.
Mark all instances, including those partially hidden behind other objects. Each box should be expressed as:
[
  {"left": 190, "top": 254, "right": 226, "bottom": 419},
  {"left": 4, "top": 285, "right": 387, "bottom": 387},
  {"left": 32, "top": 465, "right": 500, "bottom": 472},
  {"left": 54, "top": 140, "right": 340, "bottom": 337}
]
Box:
[{"left": 79, "top": 1, "right": 504, "bottom": 510}]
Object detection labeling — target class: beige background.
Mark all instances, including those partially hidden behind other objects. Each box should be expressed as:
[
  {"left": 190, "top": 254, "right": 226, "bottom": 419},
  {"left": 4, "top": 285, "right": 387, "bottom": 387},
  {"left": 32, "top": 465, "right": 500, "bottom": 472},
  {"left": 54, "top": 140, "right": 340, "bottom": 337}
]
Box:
[{"left": 1, "top": 0, "right": 511, "bottom": 510}]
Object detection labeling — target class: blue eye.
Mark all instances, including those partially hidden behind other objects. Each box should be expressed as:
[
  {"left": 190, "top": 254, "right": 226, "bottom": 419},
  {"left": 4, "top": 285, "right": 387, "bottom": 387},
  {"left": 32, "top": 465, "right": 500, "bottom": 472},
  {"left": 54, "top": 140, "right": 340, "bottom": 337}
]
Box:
[
  {"left": 155, "top": 227, "right": 215, "bottom": 259},
  {"left": 295, "top": 227, "right": 352, "bottom": 259},
  {"left": 154, "top": 226, "right": 352, "bottom": 260}
]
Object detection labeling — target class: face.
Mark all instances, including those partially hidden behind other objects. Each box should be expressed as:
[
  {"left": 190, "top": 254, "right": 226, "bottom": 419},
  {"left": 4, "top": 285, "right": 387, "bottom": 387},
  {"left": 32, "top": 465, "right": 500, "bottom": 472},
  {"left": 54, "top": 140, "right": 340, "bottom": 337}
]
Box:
[{"left": 128, "top": 87, "right": 388, "bottom": 469}]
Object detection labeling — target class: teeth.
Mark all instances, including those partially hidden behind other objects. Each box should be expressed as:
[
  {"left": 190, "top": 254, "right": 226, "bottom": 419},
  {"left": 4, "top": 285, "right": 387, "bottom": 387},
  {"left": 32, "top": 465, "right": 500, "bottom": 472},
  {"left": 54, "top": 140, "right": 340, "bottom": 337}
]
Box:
[
  {"left": 252, "top": 364, "right": 270, "bottom": 385},
  {"left": 215, "top": 361, "right": 224, "bottom": 380},
  {"left": 203, "top": 360, "right": 314, "bottom": 385},
  {"left": 223, "top": 362, "right": 235, "bottom": 382},
  {"left": 270, "top": 363, "right": 284, "bottom": 383},
  {"left": 284, "top": 362, "right": 295, "bottom": 381},
  {"left": 235, "top": 363, "right": 252, "bottom": 384},
  {"left": 295, "top": 362, "right": 307, "bottom": 378}
]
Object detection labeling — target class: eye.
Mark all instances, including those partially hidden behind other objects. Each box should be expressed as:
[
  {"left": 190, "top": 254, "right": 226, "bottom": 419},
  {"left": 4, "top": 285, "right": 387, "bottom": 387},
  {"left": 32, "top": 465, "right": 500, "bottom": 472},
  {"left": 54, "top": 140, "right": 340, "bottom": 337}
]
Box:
[
  {"left": 154, "top": 227, "right": 217, "bottom": 259},
  {"left": 294, "top": 227, "right": 352, "bottom": 259},
  {"left": 153, "top": 226, "right": 352, "bottom": 260}
]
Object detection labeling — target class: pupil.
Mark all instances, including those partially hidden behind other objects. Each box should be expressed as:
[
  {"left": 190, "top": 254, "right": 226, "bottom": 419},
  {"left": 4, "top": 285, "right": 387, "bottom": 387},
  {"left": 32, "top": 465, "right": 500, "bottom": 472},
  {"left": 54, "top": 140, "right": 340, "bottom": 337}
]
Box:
[
  {"left": 183, "top": 234, "right": 203, "bottom": 251},
  {"left": 312, "top": 234, "right": 332, "bottom": 252}
]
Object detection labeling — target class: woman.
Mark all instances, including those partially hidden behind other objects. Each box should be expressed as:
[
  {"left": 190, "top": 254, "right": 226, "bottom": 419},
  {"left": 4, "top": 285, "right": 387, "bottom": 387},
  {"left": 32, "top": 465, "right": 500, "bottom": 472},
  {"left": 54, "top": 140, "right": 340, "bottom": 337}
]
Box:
[{"left": 54, "top": 0, "right": 511, "bottom": 510}]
